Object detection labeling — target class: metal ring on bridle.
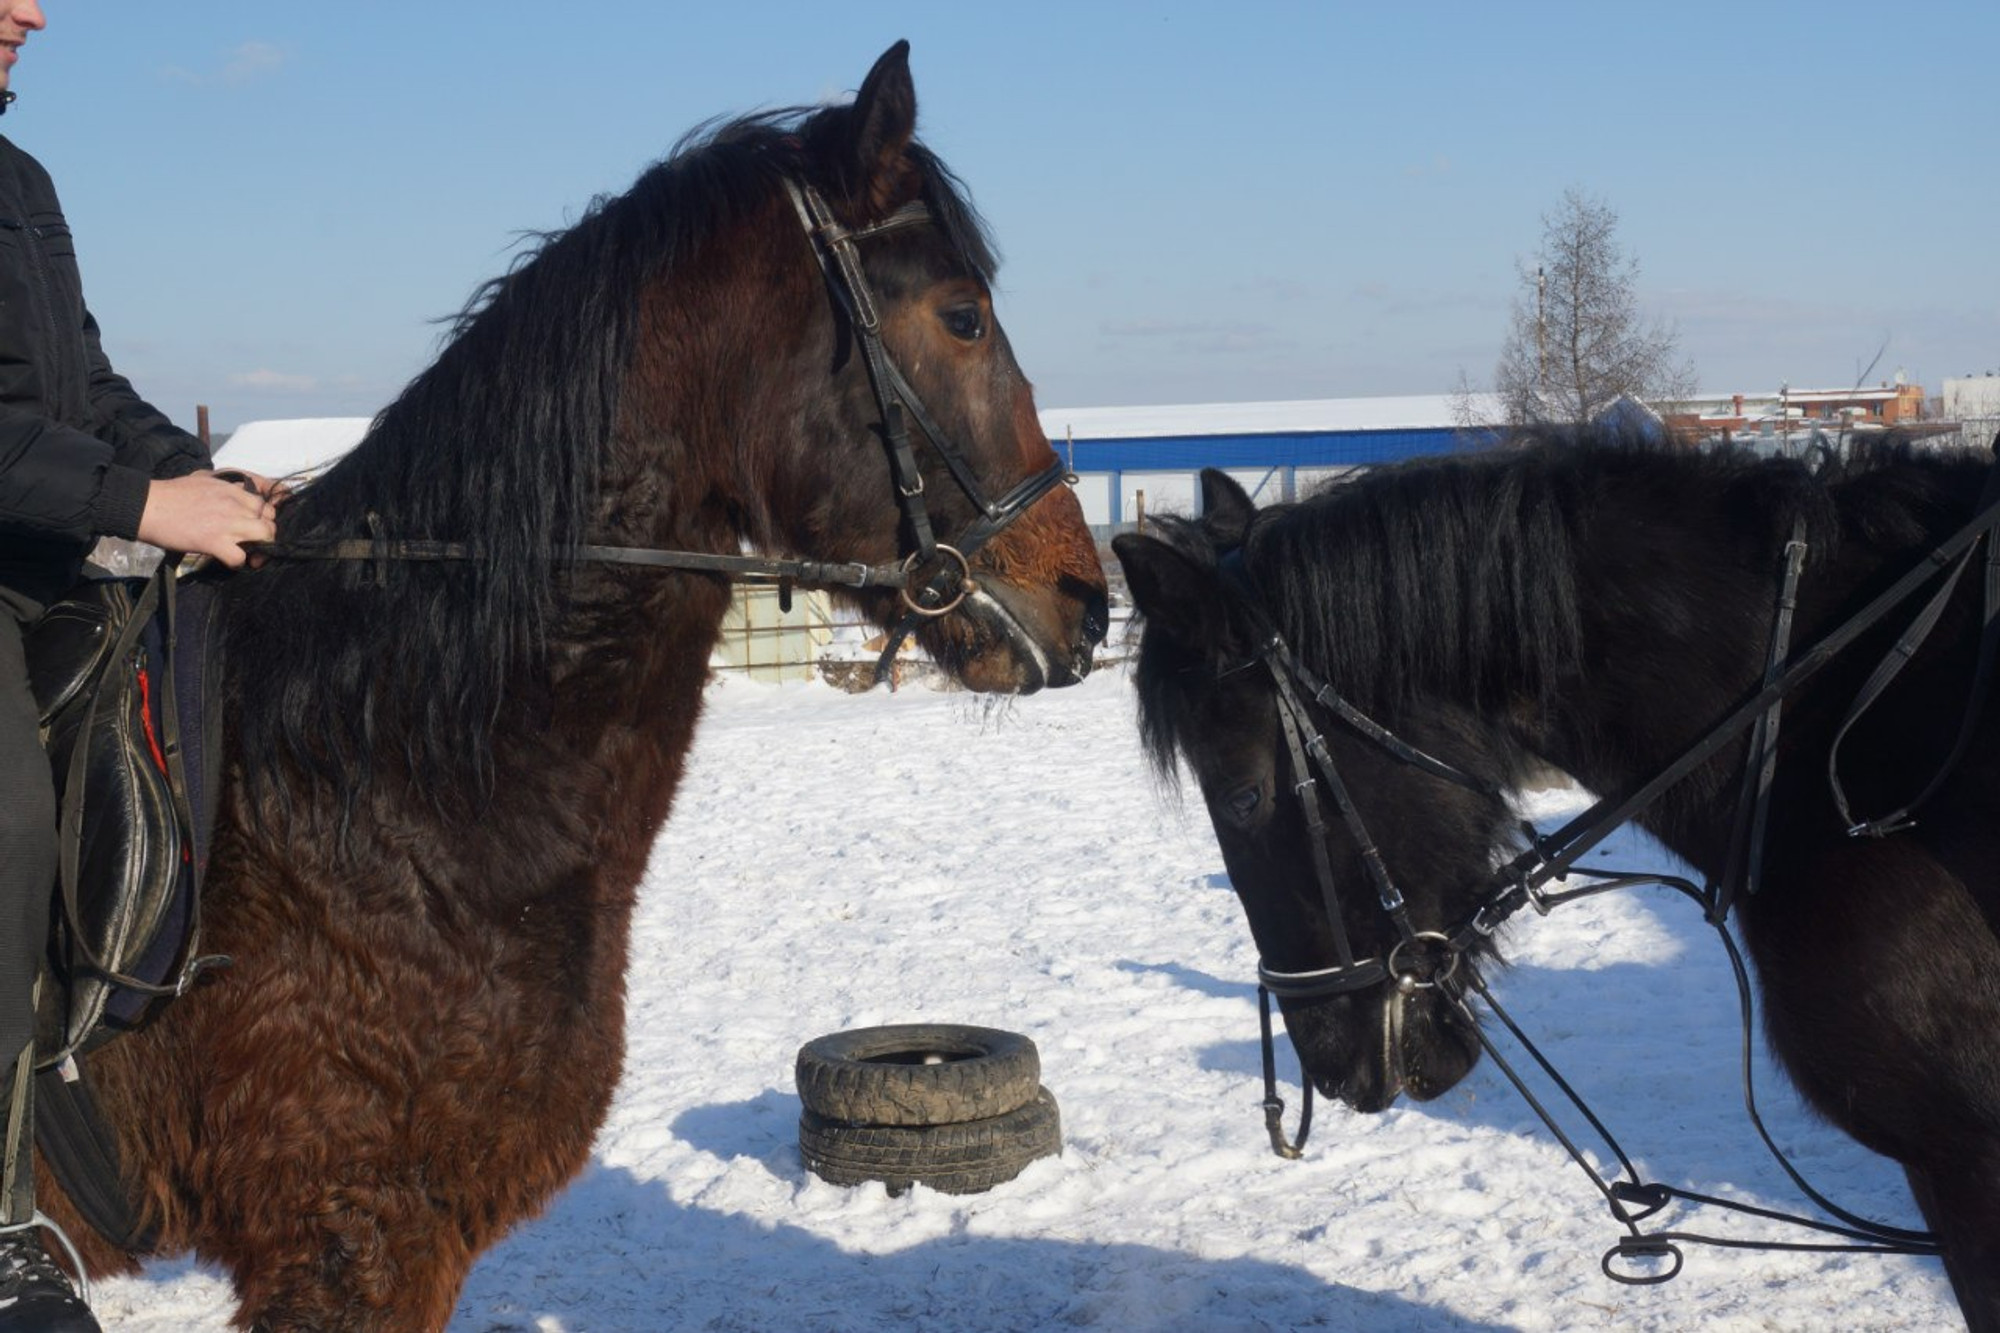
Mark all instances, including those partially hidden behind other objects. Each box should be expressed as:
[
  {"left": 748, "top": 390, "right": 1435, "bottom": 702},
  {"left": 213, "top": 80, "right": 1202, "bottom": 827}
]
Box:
[
  {"left": 1385, "top": 931, "right": 1460, "bottom": 993},
  {"left": 898, "top": 544, "right": 973, "bottom": 617}
]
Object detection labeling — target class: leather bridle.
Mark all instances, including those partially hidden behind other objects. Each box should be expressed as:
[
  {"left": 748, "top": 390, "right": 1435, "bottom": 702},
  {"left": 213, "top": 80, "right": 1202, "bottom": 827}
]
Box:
[
  {"left": 258, "top": 176, "right": 1073, "bottom": 664},
  {"left": 1218, "top": 454, "right": 2000, "bottom": 1274},
  {"left": 781, "top": 180, "right": 1070, "bottom": 612},
  {"left": 1243, "top": 619, "right": 1499, "bottom": 1004}
]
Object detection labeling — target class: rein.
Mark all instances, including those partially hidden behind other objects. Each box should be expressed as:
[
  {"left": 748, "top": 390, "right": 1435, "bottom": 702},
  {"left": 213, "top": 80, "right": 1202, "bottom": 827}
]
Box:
[
  {"left": 1473, "top": 455, "right": 2000, "bottom": 940},
  {"left": 1239, "top": 453, "right": 2000, "bottom": 1277},
  {"left": 254, "top": 176, "right": 1073, "bottom": 680},
  {"left": 254, "top": 532, "right": 919, "bottom": 596}
]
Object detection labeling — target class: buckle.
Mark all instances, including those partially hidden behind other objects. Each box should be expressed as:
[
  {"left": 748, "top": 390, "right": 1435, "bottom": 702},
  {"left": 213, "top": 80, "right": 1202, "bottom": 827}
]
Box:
[{"left": 898, "top": 544, "right": 974, "bottom": 618}]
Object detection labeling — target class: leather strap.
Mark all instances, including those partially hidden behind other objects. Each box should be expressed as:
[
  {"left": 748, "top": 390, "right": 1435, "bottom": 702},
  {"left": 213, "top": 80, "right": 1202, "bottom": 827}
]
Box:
[
  {"left": 1826, "top": 456, "right": 2000, "bottom": 837},
  {"left": 1478, "top": 463, "right": 2000, "bottom": 931},
  {"left": 249, "top": 535, "right": 914, "bottom": 592},
  {"left": 1711, "top": 519, "right": 1809, "bottom": 923}
]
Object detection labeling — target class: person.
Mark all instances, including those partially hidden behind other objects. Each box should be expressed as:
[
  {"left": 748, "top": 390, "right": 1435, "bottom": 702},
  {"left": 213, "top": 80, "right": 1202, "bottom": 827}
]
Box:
[{"left": 0, "top": 4, "right": 279, "bottom": 1328}]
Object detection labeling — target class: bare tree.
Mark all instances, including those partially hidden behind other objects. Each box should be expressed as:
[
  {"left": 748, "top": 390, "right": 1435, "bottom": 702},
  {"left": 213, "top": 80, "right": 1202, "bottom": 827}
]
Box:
[{"left": 1494, "top": 188, "right": 1696, "bottom": 426}]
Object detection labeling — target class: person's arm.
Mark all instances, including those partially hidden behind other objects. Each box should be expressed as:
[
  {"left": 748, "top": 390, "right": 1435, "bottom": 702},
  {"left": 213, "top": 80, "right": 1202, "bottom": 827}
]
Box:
[{"left": 0, "top": 399, "right": 149, "bottom": 542}]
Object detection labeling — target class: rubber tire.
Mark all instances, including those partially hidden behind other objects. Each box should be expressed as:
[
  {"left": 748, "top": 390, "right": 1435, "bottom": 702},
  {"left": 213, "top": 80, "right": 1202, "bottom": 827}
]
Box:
[
  {"left": 799, "top": 1087, "right": 1061, "bottom": 1195},
  {"left": 795, "top": 1023, "right": 1040, "bottom": 1127}
]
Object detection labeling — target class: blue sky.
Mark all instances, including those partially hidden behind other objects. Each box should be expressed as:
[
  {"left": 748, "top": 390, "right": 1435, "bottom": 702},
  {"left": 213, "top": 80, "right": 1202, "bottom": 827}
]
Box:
[{"left": 13, "top": 2, "right": 1997, "bottom": 432}]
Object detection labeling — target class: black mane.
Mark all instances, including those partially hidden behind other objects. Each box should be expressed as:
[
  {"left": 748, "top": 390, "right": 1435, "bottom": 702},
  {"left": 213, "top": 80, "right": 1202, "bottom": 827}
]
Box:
[
  {"left": 1135, "top": 429, "right": 1977, "bottom": 780},
  {"left": 224, "top": 104, "right": 997, "bottom": 806}
]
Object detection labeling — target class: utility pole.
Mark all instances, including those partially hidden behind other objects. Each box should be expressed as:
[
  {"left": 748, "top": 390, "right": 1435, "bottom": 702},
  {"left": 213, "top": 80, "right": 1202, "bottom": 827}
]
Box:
[{"left": 1535, "top": 266, "right": 1547, "bottom": 393}]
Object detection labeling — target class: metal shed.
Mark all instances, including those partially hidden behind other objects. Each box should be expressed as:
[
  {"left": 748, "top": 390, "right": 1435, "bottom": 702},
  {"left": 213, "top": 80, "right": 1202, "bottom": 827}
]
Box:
[{"left": 1036, "top": 393, "right": 1501, "bottom": 532}]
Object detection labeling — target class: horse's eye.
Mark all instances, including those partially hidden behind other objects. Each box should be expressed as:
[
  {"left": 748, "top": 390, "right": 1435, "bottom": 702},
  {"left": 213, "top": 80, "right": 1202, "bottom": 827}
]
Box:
[
  {"left": 940, "top": 303, "right": 985, "bottom": 342},
  {"left": 1223, "top": 783, "right": 1261, "bottom": 825}
]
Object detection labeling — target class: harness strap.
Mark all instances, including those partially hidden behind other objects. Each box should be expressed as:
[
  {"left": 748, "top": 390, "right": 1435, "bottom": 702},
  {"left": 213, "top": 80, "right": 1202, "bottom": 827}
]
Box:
[
  {"left": 876, "top": 358, "right": 1074, "bottom": 529},
  {"left": 1257, "top": 985, "right": 1312, "bottom": 1159},
  {"left": 1437, "top": 869, "right": 1937, "bottom": 1280},
  {"left": 1483, "top": 464, "right": 2000, "bottom": 924},
  {"left": 1265, "top": 652, "right": 1371, "bottom": 978},
  {"left": 1711, "top": 520, "right": 1809, "bottom": 923},
  {"left": 1280, "top": 650, "right": 1501, "bottom": 798},
  {"left": 1827, "top": 454, "right": 2000, "bottom": 837},
  {"left": 248, "top": 535, "right": 915, "bottom": 592},
  {"left": 785, "top": 181, "right": 940, "bottom": 562},
  {"left": 1276, "top": 662, "right": 1417, "bottom": 933}
]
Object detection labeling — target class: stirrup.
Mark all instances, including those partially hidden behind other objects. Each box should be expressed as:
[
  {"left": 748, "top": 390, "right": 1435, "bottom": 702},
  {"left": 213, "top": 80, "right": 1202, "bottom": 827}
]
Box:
[{"left": 0, "top": 1213, "right": 93, "bottom": 1307}]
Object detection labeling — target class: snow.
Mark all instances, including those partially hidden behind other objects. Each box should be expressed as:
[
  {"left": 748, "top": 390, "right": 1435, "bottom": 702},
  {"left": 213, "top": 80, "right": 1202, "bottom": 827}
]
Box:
[
  {"left": 210, "top": 417, "right": 369, "bottom": 480},
  {"left": 85, "top": 671, "right": 1956, "bottom": 1332}
]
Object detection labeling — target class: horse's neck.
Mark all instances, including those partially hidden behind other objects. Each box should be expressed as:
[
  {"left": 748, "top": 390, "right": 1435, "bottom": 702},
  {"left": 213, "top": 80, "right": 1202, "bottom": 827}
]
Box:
[
  {"left": 1524, "top": 484, "right": 1784, "bottom": 875},
  {"left": 539, "top": 561, "right": 736, "bottom": 799}
]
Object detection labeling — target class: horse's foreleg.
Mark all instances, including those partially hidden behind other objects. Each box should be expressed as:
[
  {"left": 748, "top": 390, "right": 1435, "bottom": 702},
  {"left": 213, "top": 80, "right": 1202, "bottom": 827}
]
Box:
[{"left": 1905, "top": 1159, "right": 2000, "bottom": 1333}]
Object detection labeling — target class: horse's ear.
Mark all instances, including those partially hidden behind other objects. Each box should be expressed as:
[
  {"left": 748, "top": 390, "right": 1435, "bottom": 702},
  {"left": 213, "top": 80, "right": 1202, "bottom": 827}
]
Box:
[
  {"left": 1113, "top": 532, "right": 1231, "bottom": 649},
  {"left": 845, "top": 41, "right": 919, "bottom": 215},
  {"left": 1200, "top": 469, "right": 1258, "bottom": 547}
]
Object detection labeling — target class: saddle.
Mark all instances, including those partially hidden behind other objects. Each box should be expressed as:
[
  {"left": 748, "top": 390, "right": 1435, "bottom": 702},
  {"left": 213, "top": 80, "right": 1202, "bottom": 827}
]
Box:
[{"left": 21, "top": 562, "right": 226, "bottom": 1252}]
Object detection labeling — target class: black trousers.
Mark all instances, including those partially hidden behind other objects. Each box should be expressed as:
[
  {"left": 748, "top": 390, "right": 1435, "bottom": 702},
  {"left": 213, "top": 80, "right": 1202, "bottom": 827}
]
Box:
[{"left": 0, "top": 596, "right": 55, "bottom": 1224}]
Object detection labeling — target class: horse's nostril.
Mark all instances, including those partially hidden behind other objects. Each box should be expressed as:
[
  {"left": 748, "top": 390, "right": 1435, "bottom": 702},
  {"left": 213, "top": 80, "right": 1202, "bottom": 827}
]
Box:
[{"left": 1082, "top": 587, "right": 1110, "bottom": 648}]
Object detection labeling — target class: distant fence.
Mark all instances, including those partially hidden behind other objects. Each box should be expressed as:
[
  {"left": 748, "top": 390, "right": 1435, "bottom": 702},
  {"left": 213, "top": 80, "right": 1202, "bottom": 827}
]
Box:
[
  {"left": 711, "top": 585, "right": 837, "bottom": 683},
  {"left": 709, "top": 561, "right": 1138, "bottom": 689}
]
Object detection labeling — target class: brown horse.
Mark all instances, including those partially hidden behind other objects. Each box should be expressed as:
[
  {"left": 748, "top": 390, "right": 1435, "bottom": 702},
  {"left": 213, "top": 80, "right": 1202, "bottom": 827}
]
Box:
[{"left": 42, "top": 42, "right": 1106, "bottom": 1330}]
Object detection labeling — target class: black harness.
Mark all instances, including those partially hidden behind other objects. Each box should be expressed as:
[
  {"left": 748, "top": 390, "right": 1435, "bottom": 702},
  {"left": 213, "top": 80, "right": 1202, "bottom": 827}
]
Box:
[
  {"left": 1235, "top": 453, "right": 2000, "bottom": 1279},
  {"left": 259, "top": 177, "right": 1072, "bottom": 679}
]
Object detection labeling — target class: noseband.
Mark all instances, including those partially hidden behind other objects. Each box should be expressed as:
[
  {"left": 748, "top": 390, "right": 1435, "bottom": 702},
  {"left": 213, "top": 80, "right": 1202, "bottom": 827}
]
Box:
[{"left": 1252, "top": 628, "right": 1497, "bottom": 1003}]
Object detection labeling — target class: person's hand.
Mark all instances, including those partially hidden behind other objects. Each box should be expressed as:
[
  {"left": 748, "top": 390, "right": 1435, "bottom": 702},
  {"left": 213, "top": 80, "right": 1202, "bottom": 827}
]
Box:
[
  {"left": 136, "top": 471, "right": 280, "bottom": 567},
  {"left": 213, "top": 468, "right": 290, "bottom": 504}
]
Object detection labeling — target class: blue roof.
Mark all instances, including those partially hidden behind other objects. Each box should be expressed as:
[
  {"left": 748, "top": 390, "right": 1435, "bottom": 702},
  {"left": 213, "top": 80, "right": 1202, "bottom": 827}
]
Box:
[{"left": 1060, "top": 426, "right": 1497, "bottom": 472}]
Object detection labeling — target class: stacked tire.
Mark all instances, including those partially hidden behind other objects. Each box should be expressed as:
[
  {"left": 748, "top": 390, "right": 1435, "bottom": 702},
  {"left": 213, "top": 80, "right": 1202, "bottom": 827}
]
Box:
[{"left": 795, "top": 1023, "right": 1061, "bottom": 1196}]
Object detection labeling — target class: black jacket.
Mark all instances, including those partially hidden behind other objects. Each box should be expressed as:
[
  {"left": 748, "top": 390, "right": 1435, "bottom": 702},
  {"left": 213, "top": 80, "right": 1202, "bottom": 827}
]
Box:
[{"left": 0, "top": 132, "right": 209, "bottom": 607}]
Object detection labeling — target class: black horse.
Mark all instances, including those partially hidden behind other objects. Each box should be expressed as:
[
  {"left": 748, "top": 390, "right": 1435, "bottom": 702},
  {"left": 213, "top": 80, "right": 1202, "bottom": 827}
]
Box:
[{"left": 1113, "top": 433, "right": 2000, "bottom": 1330}]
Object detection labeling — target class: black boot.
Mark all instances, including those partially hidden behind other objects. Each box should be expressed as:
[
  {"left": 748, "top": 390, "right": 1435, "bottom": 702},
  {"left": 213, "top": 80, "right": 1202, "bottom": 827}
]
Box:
[{"left": 0, "top": 1229, "right": 99, "bottom": 1333}]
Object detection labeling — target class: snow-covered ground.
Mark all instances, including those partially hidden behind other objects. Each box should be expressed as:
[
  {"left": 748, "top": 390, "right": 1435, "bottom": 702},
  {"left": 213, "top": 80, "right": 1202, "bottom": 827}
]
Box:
[{"left": 89, "top": 670, "right": 1955, "bottom": 1331}]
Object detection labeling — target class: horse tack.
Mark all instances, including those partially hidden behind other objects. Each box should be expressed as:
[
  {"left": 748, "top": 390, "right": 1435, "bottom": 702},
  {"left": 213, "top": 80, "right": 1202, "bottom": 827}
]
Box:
[
  {"left": 256, "top": 175, "right": 1076, "bottom": 667},
  {"left": 1241, "top": 452, "right": 2000, "bottom": 1009},
  {"left": 1212, "top": 548, "right": 1497, "bottom": 1006},
  {"left": 27, "top": 565, "right": 231, "bottom": 1051},
  {"left": 781, "top": 180, "right": 1073, "bottom": 568},
  {"left": 1475, "top": 449, "right": 2000, "bottom": 937},
  {"left": 24, "top": 563, "right": 234, "bottom": 1254},
  {"left": 1233, "top": 454, "right": 2000, "bottom": 1276},
  {"left": 781, "top": 177, "right": 1073, "bottom": 673}
]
